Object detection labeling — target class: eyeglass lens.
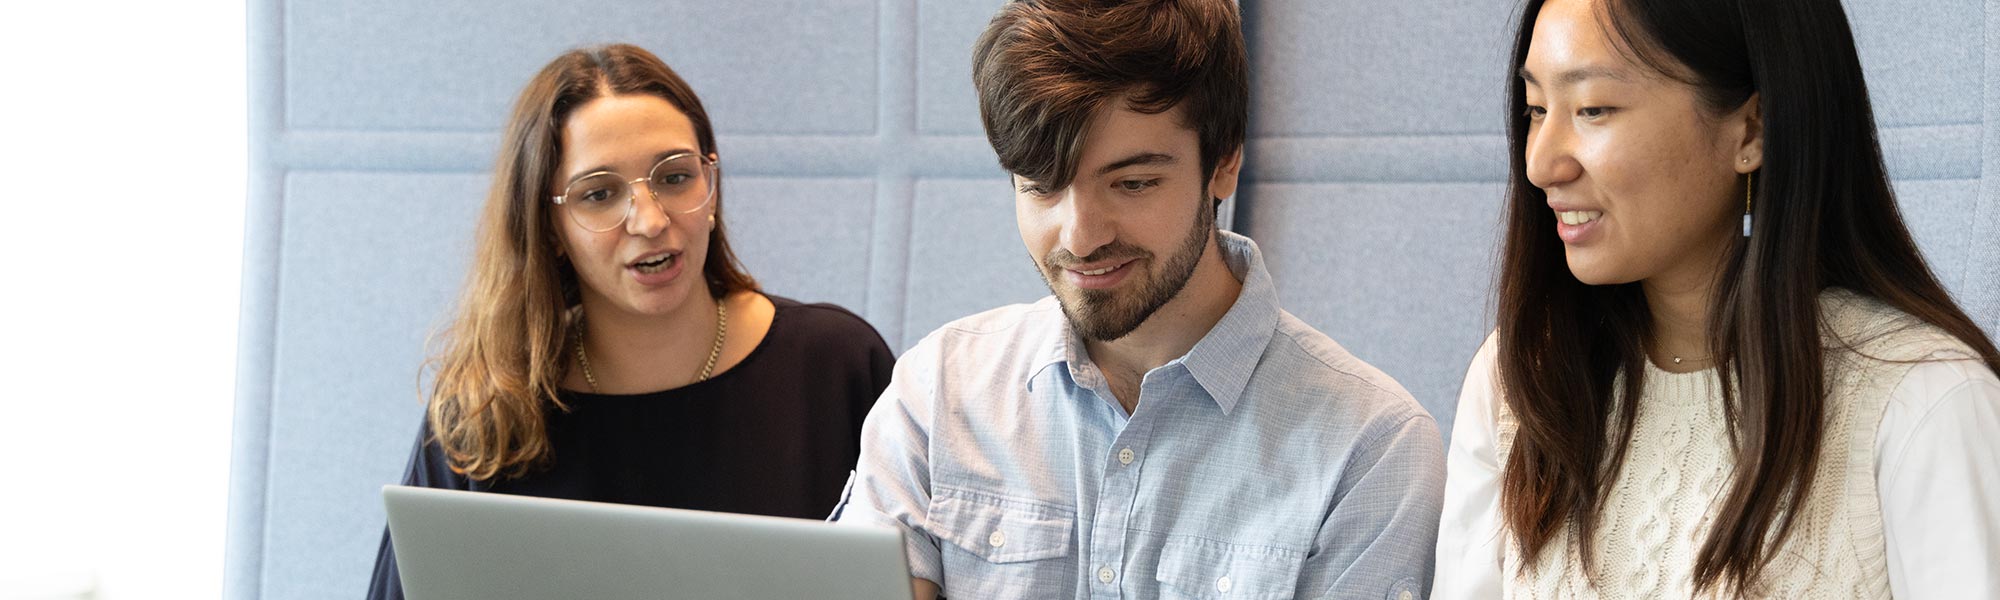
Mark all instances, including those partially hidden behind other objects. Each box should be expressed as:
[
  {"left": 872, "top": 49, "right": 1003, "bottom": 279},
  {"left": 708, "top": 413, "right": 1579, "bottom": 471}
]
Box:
[{"left": 561, "top": 154, "right": 714, "bottom": 232}]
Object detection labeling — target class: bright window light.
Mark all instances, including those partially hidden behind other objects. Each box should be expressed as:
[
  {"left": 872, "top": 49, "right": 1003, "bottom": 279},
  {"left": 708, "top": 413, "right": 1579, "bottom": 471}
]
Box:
[{"left": 0, "top": 1, "right": 246, "bottom": 598}]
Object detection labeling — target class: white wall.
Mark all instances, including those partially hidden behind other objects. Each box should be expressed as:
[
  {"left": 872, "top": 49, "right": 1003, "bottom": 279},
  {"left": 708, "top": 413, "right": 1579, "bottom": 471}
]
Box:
[{"left": 0, "top": 1, "right": 245, "bottom": 598}]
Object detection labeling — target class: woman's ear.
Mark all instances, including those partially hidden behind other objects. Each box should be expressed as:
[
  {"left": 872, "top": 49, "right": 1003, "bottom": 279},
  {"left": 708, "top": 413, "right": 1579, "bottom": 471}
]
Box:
[{"left": 1733, "top": 93, "right": 1763, "bottom": 173}]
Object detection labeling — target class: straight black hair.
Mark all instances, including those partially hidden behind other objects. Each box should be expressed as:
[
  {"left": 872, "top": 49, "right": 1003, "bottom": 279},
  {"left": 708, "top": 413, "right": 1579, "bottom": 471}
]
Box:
[{"left": 1495, "top": 0, "right": 2000, "bottom": 594}]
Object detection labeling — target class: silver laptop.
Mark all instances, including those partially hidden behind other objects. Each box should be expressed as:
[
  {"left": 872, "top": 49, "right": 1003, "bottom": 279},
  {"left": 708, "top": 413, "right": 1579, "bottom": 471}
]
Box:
[{"left": 383, "top": 485, "right": 913, "bottom": 600}]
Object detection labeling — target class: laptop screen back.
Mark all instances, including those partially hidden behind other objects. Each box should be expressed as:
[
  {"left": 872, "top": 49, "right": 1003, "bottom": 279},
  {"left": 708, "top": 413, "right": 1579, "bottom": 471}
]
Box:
[{"left": 383, "top": 485, "right": 913, "bottom": 600}]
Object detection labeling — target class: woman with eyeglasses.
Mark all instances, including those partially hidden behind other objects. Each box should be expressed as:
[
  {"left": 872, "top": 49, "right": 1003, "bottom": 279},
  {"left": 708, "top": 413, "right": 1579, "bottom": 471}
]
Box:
[
  {"left": 366, "top": 44, "right": 894, "bottom": 599},
  {"left": 1434, "top": 0, "right": 2000, "bottom": 598}
]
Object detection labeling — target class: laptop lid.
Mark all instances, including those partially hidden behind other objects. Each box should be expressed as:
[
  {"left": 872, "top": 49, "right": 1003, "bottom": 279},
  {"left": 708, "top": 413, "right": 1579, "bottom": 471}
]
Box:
[{"left": 382, "top": 485, "right": 913, "bottom": 600}]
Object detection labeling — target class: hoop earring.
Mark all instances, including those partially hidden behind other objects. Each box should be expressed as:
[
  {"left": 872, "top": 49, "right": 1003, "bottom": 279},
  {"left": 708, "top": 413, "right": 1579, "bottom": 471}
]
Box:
[{"left": 1742, "top": 170, "right": 1755, "bottom": 238}]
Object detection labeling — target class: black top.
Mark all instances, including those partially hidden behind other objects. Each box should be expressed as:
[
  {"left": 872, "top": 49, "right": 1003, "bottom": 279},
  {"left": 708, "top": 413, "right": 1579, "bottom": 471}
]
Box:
[{"left": 366, "top": 296, "right": 894, "bottom": 600}]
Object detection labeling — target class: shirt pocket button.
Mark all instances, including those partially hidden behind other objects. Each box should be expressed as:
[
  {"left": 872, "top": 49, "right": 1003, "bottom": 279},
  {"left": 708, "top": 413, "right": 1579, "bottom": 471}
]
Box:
[{"left": 1155, "top": 536, "right": 1305, "bottom": 599}]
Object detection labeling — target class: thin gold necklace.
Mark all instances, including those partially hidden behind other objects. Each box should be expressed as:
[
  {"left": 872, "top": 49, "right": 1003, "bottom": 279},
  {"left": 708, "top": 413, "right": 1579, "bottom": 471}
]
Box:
[{"left": 574, "top": 299, "right": 728, "bottom": 393}]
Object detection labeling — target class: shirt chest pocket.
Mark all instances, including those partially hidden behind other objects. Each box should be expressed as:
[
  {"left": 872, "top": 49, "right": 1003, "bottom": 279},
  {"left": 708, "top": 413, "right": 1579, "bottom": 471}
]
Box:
[
  {"left": 927, "top": 486, "right": 1076, "bottom": 599},
  {"left": 1155, "top": 536, "right": 1306, "bottom": 600}
]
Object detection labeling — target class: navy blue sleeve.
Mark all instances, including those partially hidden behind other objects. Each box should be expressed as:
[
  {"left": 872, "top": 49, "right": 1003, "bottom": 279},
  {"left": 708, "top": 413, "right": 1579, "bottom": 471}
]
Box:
[{"left": 366, "top": 416, "right": 469, "bottom": 600}]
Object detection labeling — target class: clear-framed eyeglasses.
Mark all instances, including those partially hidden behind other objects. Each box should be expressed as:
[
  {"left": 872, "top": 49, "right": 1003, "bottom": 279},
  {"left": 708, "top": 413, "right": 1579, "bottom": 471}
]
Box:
[{"left": 550, "top": 152, "right": 719, "bottom": 232}]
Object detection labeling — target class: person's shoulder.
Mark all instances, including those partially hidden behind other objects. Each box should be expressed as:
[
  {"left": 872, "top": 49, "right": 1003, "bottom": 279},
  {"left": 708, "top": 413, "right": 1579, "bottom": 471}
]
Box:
[
  {"left": 1471, "top": 330, "right": 1499, "bottom": 368},
  {"left": 769, "top": 295, "right": 882, "bottom": 340},
  {"left": 1265, "top": 310, "right": 1418, "bottom": 403},
  {"left": 906, "top": 296, "right": 1062, "bottom": 349},
  {"left": 1886, "top": 356, "right": 2000, "bottom": 419},
  {"left": 889, "top": 297, "right": 1066, "bottom": 386},
  {"left": 1819, "top": 287, "right": 1984, "bottom": 364},
  {"left": 1258, "top": 310, "right": 1432, "bottom": 426},
  {"left": 757, "top": 295, "right": 894, "bottom": 370},
  {"left": 1817, "top": 288, "right": 2000, "bottom": 426}
]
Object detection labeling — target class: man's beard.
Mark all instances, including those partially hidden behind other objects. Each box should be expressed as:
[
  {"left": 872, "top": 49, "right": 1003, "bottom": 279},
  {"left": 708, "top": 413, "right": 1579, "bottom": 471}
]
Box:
[{"left": 1038, "top": 198, "right": 1213, "bottom": 342}]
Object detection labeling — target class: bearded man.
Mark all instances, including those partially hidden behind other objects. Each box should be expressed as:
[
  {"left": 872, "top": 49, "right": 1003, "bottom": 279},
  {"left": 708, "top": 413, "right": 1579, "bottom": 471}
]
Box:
[{"left": 832, "top": 2, "right": 1444, "bottom": 598}]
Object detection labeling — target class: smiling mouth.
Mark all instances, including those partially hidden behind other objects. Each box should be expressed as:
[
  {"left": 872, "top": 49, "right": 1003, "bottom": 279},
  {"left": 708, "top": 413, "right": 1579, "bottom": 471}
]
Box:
[
  {"left": 1556, "top": 210, "right": 1603, "bottom": 225},
  {"left": 632, "top": 252, "right": 677, "bottom": 274},
  {"left": 1073, "top": 263, "right": 1125, "bottom": 276}
]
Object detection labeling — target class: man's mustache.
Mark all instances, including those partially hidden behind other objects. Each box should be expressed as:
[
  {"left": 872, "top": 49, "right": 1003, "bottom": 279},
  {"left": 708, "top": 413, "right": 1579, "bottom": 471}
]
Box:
[{"left": 1044, "top": 243, "right": 1151, "bottom": 270}]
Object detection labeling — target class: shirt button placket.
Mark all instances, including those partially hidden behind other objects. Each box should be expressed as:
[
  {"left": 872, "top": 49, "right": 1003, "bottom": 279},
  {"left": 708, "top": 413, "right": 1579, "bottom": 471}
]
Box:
[
  {"left": 1091, "top": 383, "right": 1157, "bottom": 598},
  {"left": 1092, "top": 441, "right": 1140, "bottom": 597}
]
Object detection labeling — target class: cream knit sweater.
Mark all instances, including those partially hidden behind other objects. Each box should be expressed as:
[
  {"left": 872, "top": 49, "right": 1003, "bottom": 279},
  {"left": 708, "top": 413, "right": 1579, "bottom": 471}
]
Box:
[{"left": 1495, "top": 289, "right": 1982, "bottom": 599}]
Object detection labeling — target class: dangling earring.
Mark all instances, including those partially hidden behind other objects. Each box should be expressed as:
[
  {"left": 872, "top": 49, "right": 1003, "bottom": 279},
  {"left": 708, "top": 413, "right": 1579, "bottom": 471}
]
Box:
[
  {"left": 708, "top": 213, "right": 717, "bottom": 231},
  {"left": 1742, "top": 160, "right": 1755, "bottom": 238}
]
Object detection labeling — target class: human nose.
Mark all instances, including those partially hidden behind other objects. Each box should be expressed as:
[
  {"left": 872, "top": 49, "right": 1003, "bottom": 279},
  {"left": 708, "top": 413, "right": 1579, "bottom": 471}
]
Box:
[
  {"left": 1524, "top": 118, "right": 1581, "bottom": 189},
  {"left": 624, "top": 178, "right": 668, "bottom": 237},
  {"left": 1057, "top": 188, "right": 1116, "bottom": 260}
]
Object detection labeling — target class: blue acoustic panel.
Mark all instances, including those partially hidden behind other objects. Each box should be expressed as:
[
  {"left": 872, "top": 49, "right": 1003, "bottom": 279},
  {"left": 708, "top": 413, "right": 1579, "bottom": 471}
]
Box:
[
  {"left": 917, "top": 1, "right": 1007, "bottom": 135},
  {"left": 901, "top": 177, "right": 1051, "bottom": 349},
  {"left": 263, "top": 171, "right": 486, "bottom": 600},
  {"left": 285, "top": 0, "right": 878, "bottom": 134},
  {"left": 1246, "top": 182, "right": 1508, "bottom": 434},
  {"left": 1245, "top": 125, "right": 1973, "bottom": 186},
  {"left": 1980, "top": 0, "right": 2000, "bottom": 338},
  {"left": 1245, "top": 0, "right": 1519, "bottom": 137},
  {"left": 1847, "top": 0, "right": 1982, "bottom": 128},
  {"left": 1878, "top": 124, "right": 1982, "bottom": 181},
  {"left": 1247, "top": 134, "right": 1508, "bottom": 183},
  {"left": 1892, "top": 179, "right": 1983, "bottom": 304},
  {"left": 722, "top": 177, "right": 878, "bottom": 318}
]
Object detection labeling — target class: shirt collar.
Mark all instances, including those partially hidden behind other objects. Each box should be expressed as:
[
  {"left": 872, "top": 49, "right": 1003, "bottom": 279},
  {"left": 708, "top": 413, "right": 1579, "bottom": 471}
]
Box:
[
  {"left": 1024, "top": 300, "right": 1076, "bottom": 391},
  {"left": 1180, "top": 231, "right": 1280, "bottom": 415},
  {"left": 1023, "top": 231, "right": 1281, "bottom": 415}
]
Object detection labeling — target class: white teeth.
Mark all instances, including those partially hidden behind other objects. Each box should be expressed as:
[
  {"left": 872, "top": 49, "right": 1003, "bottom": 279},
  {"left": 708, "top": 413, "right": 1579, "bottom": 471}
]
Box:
[
  {"left": 1557, "top": 210, "right": 1603, "bottom": 225},
  {"left": 1078, "top": 265, "right": 1117, "bottom": 276},
  {"left": 634, "top": 253, "right": 675, "bottom": 274}
]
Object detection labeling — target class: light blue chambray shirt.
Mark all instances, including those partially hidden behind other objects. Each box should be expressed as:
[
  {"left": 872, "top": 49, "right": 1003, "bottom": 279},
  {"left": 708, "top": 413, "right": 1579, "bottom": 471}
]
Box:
[{"left": 833, "top": 231, "right": 1444, "bottom": 600}]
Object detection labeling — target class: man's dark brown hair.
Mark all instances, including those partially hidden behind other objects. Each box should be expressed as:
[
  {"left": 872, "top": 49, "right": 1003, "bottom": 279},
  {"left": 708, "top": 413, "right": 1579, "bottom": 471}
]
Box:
[{"left": 971, "top": 0, "right": 1249, "bottom": 195}]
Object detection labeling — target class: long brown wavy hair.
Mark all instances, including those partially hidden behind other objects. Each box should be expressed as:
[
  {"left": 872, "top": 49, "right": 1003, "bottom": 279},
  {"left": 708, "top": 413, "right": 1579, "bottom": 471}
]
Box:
[
  {"left": 1495, "top": 0, "right": 2000, "bottom": 593},
  {"left": 424, "top": 44, "right": 757, "bottom": 481}
]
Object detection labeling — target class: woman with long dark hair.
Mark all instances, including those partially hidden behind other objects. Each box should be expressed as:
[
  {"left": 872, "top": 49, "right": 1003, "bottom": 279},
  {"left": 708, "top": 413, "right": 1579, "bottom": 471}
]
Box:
[
  {"left": 364, "top": 44, "right": 894, "bottom": 599},
  {"left": 1434, "top": 0, "right": 2000, "bottom": 597}
]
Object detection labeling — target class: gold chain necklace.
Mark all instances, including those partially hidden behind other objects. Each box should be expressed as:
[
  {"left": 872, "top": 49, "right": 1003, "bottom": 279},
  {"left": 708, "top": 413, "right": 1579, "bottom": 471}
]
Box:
[{"left": 574, "top": 299, "right": 728, "bottom": 393}]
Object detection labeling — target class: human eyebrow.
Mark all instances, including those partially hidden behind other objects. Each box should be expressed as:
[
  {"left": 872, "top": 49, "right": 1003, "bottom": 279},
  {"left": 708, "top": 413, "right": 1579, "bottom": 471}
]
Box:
[
  {"left": 1519, "top": 65, "right": 1630, "bottom": 89},
  {"left": 651, "top": 148, "right": 698, "bottom": 163},
  {"left": 566, "top": 147, "right": 699, "bottom": 183},
  {"left": 1094, "top": 152, "right": 1176, "bottom": 176}
]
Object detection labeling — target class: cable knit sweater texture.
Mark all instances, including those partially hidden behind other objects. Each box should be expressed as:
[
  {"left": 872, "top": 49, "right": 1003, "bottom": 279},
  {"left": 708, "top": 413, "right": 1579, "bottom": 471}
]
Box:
[{"left": 1495, "top": 289, "right": 1983, "bottom": 599}]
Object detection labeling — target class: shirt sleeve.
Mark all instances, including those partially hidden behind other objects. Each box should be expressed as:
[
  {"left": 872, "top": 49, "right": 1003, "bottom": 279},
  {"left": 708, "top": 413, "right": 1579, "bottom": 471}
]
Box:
[
  {"left": 1876, "top": 356, "right": 2000, "bottom": 599},
  {"left": 830, "top": 333, "right": 946, "bottom": 587},
  {"left": 366, "top": 416, "right": 472, "bottom": 600},
  {"left": 1433, "top": 333, "right": 1507, "bottom": 600},
  {"left": 1298, "top": 399, "right": 1446, "bottom": 599}
]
